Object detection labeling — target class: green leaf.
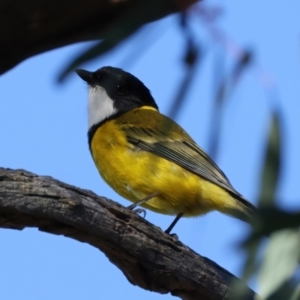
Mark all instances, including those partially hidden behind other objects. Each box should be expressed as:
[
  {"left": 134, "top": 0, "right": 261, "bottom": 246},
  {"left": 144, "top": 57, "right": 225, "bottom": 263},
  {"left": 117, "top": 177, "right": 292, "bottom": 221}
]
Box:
[
  {"left": 266, "top": 280, "right": 298, "bottom": 300},
  {"left": 237, "top": 111, "right": 283, "bottom": 294},
  {"left": 258, "top": 229, "right": 300, "bottom": 299},
  {"left": 230, "top": 239, "right": 260, "bottom": 299},
  {"left": 258, "top": 111, "right": 282, "bottom": 207},
  {"left": 290, "top": 282, "right": 300, "bottom": 300},
  {"left": 246, "top": 208, "right": 300, "bottom": 240}
]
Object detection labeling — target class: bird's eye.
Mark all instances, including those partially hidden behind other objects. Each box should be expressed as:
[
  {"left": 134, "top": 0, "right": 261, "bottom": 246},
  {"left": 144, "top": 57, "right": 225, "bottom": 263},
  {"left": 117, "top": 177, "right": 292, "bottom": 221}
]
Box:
[{"left": 116, "top": 84, "right": 128, "bottom": 95}]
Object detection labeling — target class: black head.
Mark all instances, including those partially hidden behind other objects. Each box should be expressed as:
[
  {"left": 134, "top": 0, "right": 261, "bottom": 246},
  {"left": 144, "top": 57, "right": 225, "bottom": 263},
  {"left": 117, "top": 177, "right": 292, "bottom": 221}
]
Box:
[{"left": 76, "top": 67, "right": 158, "bottom": 128}]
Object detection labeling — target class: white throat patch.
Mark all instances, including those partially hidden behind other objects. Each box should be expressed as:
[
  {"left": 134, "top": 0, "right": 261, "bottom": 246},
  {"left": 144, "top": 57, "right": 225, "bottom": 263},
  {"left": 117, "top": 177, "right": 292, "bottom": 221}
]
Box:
[{"left": 88, "top": 86, "right": 117, "bottom": 129}]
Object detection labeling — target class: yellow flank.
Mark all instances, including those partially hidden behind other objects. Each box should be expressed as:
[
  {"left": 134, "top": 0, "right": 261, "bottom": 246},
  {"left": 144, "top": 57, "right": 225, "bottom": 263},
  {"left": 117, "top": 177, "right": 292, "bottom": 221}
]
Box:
[{"left": 90, "top": 108, "right": 240, "bottom": 217}]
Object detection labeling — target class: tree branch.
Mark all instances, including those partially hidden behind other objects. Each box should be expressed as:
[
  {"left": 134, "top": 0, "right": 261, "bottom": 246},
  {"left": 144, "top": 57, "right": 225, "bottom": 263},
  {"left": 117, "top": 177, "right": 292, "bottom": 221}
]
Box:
[
  {"left": 0, "top": 168, "right": 255, "bottom": 299},
  {"left": 0, "top": 0, "right": 199, "bottom": 74}
]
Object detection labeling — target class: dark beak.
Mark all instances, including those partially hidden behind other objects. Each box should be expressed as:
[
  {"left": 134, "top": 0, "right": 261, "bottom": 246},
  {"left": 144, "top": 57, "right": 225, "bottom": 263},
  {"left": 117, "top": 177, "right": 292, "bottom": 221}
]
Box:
[{"left": 75, "top": 69, "right": 93, "bottom": 84}]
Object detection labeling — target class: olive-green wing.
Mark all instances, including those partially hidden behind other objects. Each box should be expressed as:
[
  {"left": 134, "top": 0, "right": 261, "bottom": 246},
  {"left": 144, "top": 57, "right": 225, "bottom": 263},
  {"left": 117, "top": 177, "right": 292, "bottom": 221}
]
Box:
[
  {"left": 116, "top": 109, "right": 257, "bottom": 222},
  {"left": 118, "top": 112, "right": 241, "bottom": 197}
]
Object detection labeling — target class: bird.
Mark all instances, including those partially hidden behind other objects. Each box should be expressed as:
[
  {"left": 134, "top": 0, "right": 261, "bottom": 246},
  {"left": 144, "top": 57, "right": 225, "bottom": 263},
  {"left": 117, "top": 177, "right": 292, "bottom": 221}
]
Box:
[{"left": 76, "top": 66, "right": 256, "bottom": 234}]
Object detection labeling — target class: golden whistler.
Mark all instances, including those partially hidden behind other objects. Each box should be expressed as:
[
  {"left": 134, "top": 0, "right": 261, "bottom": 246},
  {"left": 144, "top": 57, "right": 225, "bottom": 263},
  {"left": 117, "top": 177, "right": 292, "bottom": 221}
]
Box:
[{"left": 76, "top": 66, "right": 256, "bottom": 233}]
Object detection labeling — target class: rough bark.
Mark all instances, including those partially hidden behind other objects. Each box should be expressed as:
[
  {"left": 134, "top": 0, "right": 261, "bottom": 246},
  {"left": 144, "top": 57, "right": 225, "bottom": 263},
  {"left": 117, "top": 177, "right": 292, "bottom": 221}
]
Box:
[
  {"left": 0, "top": 0, "right": 199, "bottom": 74},
  {"left": 0, "top": 167, "right": 255, "bottom": 299}
]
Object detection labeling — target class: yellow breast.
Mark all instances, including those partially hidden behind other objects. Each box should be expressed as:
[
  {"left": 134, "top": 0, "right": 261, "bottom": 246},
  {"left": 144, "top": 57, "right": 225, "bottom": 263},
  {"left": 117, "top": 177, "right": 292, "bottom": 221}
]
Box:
[{"left": 90, "top": 116, "right": 236, "bottom": 217}]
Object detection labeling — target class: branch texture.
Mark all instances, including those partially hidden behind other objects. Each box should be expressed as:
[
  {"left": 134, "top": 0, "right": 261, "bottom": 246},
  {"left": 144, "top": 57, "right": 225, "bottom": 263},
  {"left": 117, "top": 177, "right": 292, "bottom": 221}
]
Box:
[
  {"left": 0, "top": 168, "right": 255, "bottom": 300},
  {"left": 0, "top": 0, "right": 198, "bottom": 74}
]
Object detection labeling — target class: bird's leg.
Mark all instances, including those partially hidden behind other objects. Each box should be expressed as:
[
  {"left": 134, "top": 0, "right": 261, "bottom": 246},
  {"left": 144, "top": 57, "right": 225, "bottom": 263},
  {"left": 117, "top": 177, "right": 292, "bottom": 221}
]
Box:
[
  {"left": 127, "top": 192, "right": 160, "bottom": 217},
  {"left": 165, "top": 213, "right": 183, "bottom": 234}
]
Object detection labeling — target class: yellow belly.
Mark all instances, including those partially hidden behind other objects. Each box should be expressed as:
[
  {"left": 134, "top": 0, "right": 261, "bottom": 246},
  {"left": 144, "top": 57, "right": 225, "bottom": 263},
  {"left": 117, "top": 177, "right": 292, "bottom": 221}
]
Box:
[{"left": 90, "top": 120, "right": 237, "bottom": 217}]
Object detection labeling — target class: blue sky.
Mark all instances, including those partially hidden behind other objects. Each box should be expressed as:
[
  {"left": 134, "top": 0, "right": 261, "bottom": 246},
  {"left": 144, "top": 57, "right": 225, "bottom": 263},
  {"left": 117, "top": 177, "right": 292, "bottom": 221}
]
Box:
[{"left": 1, "top": 1, "right": 299, "bottom": 299}]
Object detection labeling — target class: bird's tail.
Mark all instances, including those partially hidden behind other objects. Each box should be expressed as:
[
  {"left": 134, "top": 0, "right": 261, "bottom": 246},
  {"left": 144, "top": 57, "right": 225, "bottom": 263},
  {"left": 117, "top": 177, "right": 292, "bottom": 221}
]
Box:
[{"left": 226, "top": 193, "right": 257, "bottom": 224}]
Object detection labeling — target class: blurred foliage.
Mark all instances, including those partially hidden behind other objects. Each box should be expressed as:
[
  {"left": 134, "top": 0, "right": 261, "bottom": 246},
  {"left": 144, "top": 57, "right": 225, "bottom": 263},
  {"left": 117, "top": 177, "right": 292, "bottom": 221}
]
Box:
[
  {"left": 208, "top": 49, "right": 253, "bottom": 160},
  {"left": 58, "top": 0, "right": 185, "bottom": 81},
  {"left": 241, "top": 112, "right": 300, "bottom": 300},
  {"left": 168, "top": 13, "right": 201, "bottom": 119},
  {"left": 258, "top": 112, "right": 282, "bottom": 207},
  {"left": 258, "top": 229, "right": 300, "bottom": 299},
  {"left": 58, "top": 2, "right": 300, "bottom": 299}
]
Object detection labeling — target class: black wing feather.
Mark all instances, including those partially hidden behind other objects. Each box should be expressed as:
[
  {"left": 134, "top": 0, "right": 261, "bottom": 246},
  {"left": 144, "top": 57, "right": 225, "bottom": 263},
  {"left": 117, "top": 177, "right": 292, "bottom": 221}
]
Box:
[{"left": 126, "top": 132, "right": 238, "bottom": 195}]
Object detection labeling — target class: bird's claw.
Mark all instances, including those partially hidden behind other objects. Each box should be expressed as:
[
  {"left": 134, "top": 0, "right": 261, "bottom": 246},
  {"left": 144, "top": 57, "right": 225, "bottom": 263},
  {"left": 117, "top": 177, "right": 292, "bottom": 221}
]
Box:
[
  {"left": 167, "top": 232, "right": 179, "bottom": 241},
  {"left": 133, "top": 208, "right": 147, "bottom": 218}
]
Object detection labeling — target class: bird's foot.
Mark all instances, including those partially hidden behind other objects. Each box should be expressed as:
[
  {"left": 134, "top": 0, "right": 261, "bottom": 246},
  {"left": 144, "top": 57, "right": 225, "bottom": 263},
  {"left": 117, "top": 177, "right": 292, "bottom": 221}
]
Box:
[
  {"left": 167, "top": 232, "right": 179, "bottom": 241},
  {"left": 127, "top": 192, "right": 159, "bottom": 211},
  {"left": 132, "top": 208, "right": 147, "bottom": 218}
]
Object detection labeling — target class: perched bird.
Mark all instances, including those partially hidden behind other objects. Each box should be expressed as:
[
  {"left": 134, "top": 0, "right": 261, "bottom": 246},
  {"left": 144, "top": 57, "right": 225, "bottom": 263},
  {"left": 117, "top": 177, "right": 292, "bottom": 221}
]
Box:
[{"left": 76, "top": 66, "right": 256, "bottom": 234}]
